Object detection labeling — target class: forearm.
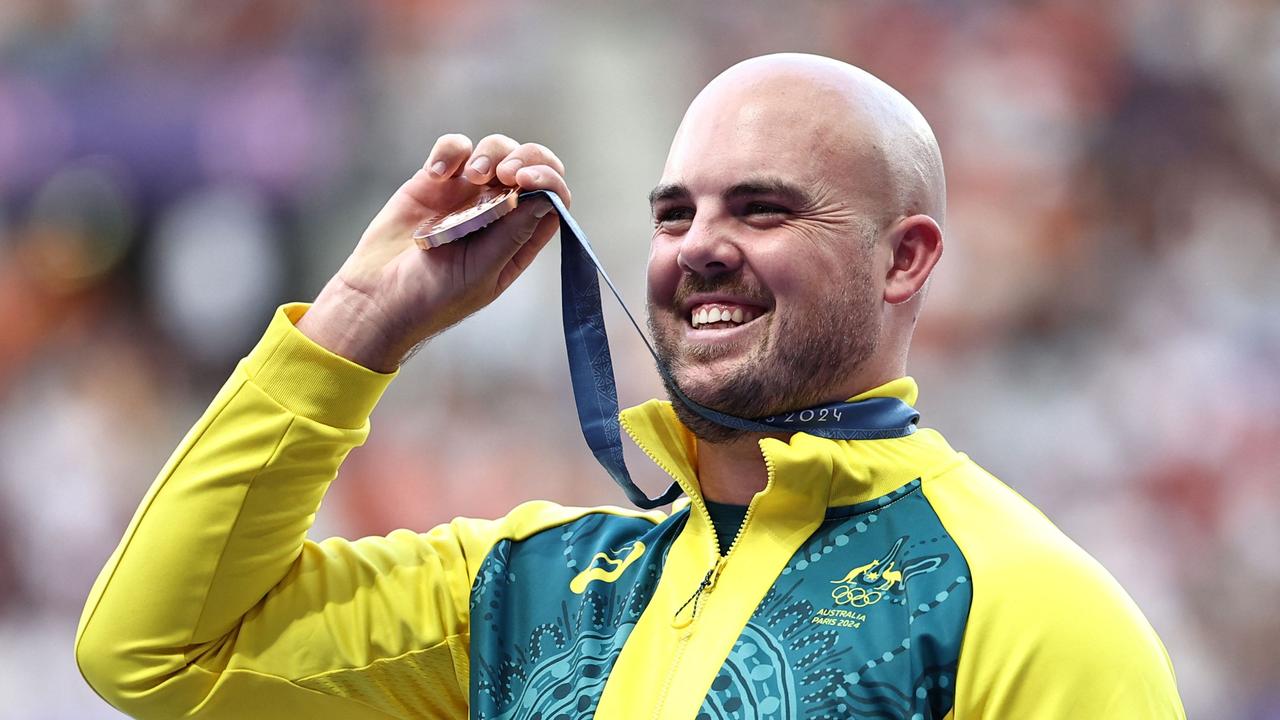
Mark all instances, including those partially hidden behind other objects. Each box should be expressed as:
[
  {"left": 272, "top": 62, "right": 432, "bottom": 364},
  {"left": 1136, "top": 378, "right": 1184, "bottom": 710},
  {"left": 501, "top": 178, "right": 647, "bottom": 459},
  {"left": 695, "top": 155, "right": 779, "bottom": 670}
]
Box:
[
  {"left": 296, "top": 276, "right": 415, "bottom": 374},
  {"left": 75, "top": 304, "right": 396, "bottom": 711}
]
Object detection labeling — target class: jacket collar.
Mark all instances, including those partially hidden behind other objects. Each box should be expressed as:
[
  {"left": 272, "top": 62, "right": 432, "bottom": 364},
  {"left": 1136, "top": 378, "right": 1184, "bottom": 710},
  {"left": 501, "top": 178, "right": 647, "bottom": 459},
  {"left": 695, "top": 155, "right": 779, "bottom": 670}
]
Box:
[{"left": 619, "top": 377, "right": 959, "bottom": 510}]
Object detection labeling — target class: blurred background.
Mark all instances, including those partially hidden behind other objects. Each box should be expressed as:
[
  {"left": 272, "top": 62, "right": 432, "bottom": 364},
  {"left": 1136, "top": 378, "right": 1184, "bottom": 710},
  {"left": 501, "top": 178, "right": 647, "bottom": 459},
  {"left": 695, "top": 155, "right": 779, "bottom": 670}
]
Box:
[{"left": 0, "top": 0, "right": 1277, "bottom": 717}]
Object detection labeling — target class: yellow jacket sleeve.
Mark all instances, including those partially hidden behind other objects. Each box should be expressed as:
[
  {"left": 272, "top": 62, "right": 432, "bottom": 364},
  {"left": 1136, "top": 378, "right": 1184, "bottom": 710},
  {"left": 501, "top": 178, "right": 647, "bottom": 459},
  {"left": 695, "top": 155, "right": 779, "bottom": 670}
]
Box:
[
  {"left": 75, "top": 305, "right": 512, "bottom": 719},
  {"left": 923, "top": 458, "right": 1186, "bottom": 719}
]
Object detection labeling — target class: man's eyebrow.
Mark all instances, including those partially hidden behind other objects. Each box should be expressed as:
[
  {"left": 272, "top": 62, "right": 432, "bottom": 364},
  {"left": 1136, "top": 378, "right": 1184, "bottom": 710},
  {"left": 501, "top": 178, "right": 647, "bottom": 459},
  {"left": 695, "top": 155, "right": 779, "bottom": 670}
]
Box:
[
  {"left": 649, "top": 179, "right": 814, "bottom": 209},
  {"left": 648, "top": 183, "right": 690, "bottom": 208},
  {"left": 724, "top": 178, "right": 812, "bottom": 208}
]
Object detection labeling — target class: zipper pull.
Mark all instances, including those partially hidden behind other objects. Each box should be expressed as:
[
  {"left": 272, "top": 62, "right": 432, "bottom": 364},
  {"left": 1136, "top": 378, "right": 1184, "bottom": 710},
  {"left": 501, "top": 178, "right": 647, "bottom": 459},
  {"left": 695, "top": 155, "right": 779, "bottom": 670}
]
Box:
[
  {"left": 672, "top": 565, "right": 716, "bottom": 629},
  {"left": 706, "top": 555, "right": 728, "bottom": 591}
]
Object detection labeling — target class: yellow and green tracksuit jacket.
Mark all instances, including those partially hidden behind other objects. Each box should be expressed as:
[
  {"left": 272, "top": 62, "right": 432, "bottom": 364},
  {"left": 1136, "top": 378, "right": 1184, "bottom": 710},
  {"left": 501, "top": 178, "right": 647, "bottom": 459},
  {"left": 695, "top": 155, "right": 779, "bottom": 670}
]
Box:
[{"left": 76, "top": 304, "right": 1186, "bottom": 718}]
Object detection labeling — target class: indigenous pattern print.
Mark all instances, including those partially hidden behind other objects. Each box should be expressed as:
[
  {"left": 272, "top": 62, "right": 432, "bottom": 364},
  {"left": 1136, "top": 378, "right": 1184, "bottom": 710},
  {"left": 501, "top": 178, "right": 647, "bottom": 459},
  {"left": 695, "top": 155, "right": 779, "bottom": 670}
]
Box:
[
  {"left": 469, "top": 511, "right": 686, "bottom": 719},
  {"left": 699, "top": 480, "right": 971, "bottom": 719},
  {"left": 469, "top": 480, "right": 970, "bottom": 719}
]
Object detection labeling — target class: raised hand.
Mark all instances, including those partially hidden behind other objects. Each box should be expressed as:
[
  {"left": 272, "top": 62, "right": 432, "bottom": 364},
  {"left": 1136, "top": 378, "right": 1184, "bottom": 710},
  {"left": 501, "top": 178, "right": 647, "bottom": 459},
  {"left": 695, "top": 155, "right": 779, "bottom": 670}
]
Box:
[{"left": 297, "top": 133, "right": 571, "bottom": 372}]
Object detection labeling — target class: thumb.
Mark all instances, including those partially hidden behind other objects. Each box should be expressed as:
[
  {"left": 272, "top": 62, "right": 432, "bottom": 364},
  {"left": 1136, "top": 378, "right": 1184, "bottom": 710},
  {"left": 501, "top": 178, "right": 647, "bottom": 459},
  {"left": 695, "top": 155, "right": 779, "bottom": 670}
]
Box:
[{"left": 466, "top": 195, "right": 557, "bottom": 271}]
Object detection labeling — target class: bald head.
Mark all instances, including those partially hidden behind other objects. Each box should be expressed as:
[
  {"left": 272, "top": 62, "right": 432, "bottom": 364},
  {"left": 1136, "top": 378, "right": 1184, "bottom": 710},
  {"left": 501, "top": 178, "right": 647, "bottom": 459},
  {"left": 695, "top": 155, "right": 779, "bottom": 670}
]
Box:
[
  {"left": 647, "top": 54, "right": 948, "bottom": 422},
  {"left": 668, "top": 53, "right": 945, "bottom": 230}
]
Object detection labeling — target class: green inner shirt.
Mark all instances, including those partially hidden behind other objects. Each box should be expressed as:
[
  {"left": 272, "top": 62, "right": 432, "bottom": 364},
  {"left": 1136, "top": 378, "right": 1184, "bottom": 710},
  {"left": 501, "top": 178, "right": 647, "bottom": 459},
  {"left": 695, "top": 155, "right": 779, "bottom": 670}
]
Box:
[{"left": 702, "top": 498, "right": 750, "bottom": 555}]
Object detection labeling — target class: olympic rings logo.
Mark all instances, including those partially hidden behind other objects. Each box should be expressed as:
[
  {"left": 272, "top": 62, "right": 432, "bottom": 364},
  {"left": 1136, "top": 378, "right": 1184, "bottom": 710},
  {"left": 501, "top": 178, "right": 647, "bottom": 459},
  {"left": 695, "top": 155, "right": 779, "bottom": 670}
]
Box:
[{"left": 830, "top": 584, "right": 884, "bottom": 607}]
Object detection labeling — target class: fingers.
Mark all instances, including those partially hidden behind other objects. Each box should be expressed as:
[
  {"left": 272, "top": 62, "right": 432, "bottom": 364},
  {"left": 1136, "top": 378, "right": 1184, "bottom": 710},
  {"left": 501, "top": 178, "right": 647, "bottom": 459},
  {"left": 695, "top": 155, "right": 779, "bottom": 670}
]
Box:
[
  {"left": 421, "top": 133, "right": 569, "bottom": 201},
  {"left": 466, "top": 137, "right": 567, "bottom": 194},
  {"left": 463, "top": 134, "right": 519, "bottom": 185},
  {"left": 495, "top": 143, "right": 566, "bottom": 186},
  {"left": 379, "top": 133, "right": 569, "bottom": 244},
  {"left": 422, "top": 133, "right": 566, "bottom": 184},
  {"left": 380, "top": 134, "right": 571, "bottom": 236},
  {"left": 425, "top": 134, "right": 474, "bottom": 179},
  {"left": 513, "top": 164, "right": 572, "bottom": 208}
]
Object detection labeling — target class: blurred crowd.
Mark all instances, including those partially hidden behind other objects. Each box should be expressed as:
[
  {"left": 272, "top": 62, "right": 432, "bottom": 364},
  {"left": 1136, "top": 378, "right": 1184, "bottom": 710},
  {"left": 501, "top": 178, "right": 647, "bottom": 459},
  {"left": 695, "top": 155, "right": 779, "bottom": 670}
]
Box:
[{"left": 1, "top": 1, "right": 1277, "bottom": 717}]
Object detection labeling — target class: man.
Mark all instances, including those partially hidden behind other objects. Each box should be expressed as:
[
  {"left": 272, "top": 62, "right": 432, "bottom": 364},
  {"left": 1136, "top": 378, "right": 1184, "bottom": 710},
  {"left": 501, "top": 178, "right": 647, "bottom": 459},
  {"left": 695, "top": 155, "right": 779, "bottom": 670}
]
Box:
[{"left": 76, "top": 54, "right": 1185, "bottom": 718}]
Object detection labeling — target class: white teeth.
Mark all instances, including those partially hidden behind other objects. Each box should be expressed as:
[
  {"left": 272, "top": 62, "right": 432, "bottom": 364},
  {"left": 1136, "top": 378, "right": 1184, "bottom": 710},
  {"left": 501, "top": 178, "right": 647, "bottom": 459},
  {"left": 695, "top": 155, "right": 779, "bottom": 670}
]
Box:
[{"left": 690, "top": 305, "right": 762, "bottom": 328}]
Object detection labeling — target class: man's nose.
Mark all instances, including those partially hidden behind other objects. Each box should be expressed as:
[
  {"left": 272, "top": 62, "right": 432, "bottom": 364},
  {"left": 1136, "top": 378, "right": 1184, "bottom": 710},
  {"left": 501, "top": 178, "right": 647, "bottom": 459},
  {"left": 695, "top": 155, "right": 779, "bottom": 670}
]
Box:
[{"left": 677, "top": 217, "right": 742, "bottom": 278}]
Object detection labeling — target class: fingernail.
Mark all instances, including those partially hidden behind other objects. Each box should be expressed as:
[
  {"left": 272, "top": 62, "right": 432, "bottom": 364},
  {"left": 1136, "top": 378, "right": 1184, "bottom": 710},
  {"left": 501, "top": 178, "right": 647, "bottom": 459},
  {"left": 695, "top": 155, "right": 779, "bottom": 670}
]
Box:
[
  {"left": 430, "top": 160, "right": 447, "bottom": 176},
  {"left": 534, "top": 204, "right": 553, "bottom": 218},
  {"left": 470, "top": 156, "right": 491, "bottom": 175}
]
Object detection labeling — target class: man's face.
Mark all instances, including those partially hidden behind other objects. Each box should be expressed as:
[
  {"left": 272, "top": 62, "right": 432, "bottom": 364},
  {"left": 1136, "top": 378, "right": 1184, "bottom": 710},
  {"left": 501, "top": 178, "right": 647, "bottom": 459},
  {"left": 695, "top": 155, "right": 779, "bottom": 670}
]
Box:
[{"left": 646, "top": 85, "right": 890, "bottom": 441}]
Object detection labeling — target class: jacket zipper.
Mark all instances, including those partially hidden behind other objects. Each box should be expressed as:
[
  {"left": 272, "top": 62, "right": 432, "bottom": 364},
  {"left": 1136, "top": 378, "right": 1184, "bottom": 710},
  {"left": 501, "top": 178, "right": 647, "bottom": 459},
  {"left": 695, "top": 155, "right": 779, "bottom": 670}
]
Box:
[
  {"left": 619, "top": 418, "right": 779, "bottom": 717},
  {"left": 655, "top": 454, "right": 776, "bottom": 717},
  {"left": 673, "top": 449, "right": 777, "bottom": 627}
]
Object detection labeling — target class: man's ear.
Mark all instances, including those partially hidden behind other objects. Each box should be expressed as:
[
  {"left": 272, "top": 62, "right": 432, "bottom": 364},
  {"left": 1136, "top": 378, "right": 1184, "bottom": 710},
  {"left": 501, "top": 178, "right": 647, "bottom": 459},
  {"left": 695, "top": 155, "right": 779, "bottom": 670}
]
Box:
[{"left": 883, "top": 214, "right": 943, "bottom": 305}]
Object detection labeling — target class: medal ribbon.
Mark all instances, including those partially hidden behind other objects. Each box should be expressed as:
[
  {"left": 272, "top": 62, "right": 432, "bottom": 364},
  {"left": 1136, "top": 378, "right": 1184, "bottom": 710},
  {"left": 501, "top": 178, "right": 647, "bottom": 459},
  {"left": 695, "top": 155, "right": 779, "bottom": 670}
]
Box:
[{"left": 518, "top": 190, "right": 920, "bottom": 509}]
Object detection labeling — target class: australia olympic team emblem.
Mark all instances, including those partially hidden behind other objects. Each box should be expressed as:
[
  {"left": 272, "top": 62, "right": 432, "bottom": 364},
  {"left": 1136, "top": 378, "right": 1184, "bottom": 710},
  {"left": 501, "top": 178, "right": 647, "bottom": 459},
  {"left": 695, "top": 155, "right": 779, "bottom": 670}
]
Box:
[
  {"left": 830, "top": 537, "right": 945, "bottom": 608},
  {"left": 569, "top": 541, "right": 646, "bottom": 594}
]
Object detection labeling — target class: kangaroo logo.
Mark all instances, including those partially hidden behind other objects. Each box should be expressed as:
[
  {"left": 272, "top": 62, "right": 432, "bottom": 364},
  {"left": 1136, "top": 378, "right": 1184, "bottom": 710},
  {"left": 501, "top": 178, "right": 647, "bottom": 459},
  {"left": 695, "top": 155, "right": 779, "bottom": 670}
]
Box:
[
  {"left": 830, "top": 537, "right": 945, "bottom": 608},
  {"left": 569, "top": 541, "right": 646, "bottom": 594}
]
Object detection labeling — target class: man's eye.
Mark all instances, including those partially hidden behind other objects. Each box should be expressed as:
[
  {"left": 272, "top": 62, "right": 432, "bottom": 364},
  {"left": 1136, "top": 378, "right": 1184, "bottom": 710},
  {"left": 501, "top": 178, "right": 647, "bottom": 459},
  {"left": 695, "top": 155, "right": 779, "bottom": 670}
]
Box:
[
  {"left": 654, "top": 208, "right": 693, "bottom": 226},
  {"left": 745, "top": 202, "right": 786, "bottom": 215}
]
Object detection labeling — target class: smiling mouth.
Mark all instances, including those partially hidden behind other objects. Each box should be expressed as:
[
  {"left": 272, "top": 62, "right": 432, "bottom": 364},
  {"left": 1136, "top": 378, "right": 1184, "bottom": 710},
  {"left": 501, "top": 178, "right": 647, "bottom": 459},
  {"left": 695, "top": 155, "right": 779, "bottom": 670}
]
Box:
[{"left": 688, "top": 302, "right": 768, "bottom": 330}]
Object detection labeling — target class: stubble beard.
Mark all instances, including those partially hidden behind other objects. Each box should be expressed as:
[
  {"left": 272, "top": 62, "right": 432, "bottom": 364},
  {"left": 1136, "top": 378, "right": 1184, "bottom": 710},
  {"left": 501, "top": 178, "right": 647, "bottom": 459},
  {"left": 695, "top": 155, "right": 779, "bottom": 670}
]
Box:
[{"left": 647, "top": 270, "right": 881, "bottom": 444}]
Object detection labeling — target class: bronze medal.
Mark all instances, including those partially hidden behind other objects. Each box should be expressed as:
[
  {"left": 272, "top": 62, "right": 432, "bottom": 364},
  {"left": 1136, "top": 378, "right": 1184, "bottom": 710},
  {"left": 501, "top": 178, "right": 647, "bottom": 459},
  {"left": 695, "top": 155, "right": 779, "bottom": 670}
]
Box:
[{"left": 412, "top": 187, "right": 521, "bottom": 249}]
